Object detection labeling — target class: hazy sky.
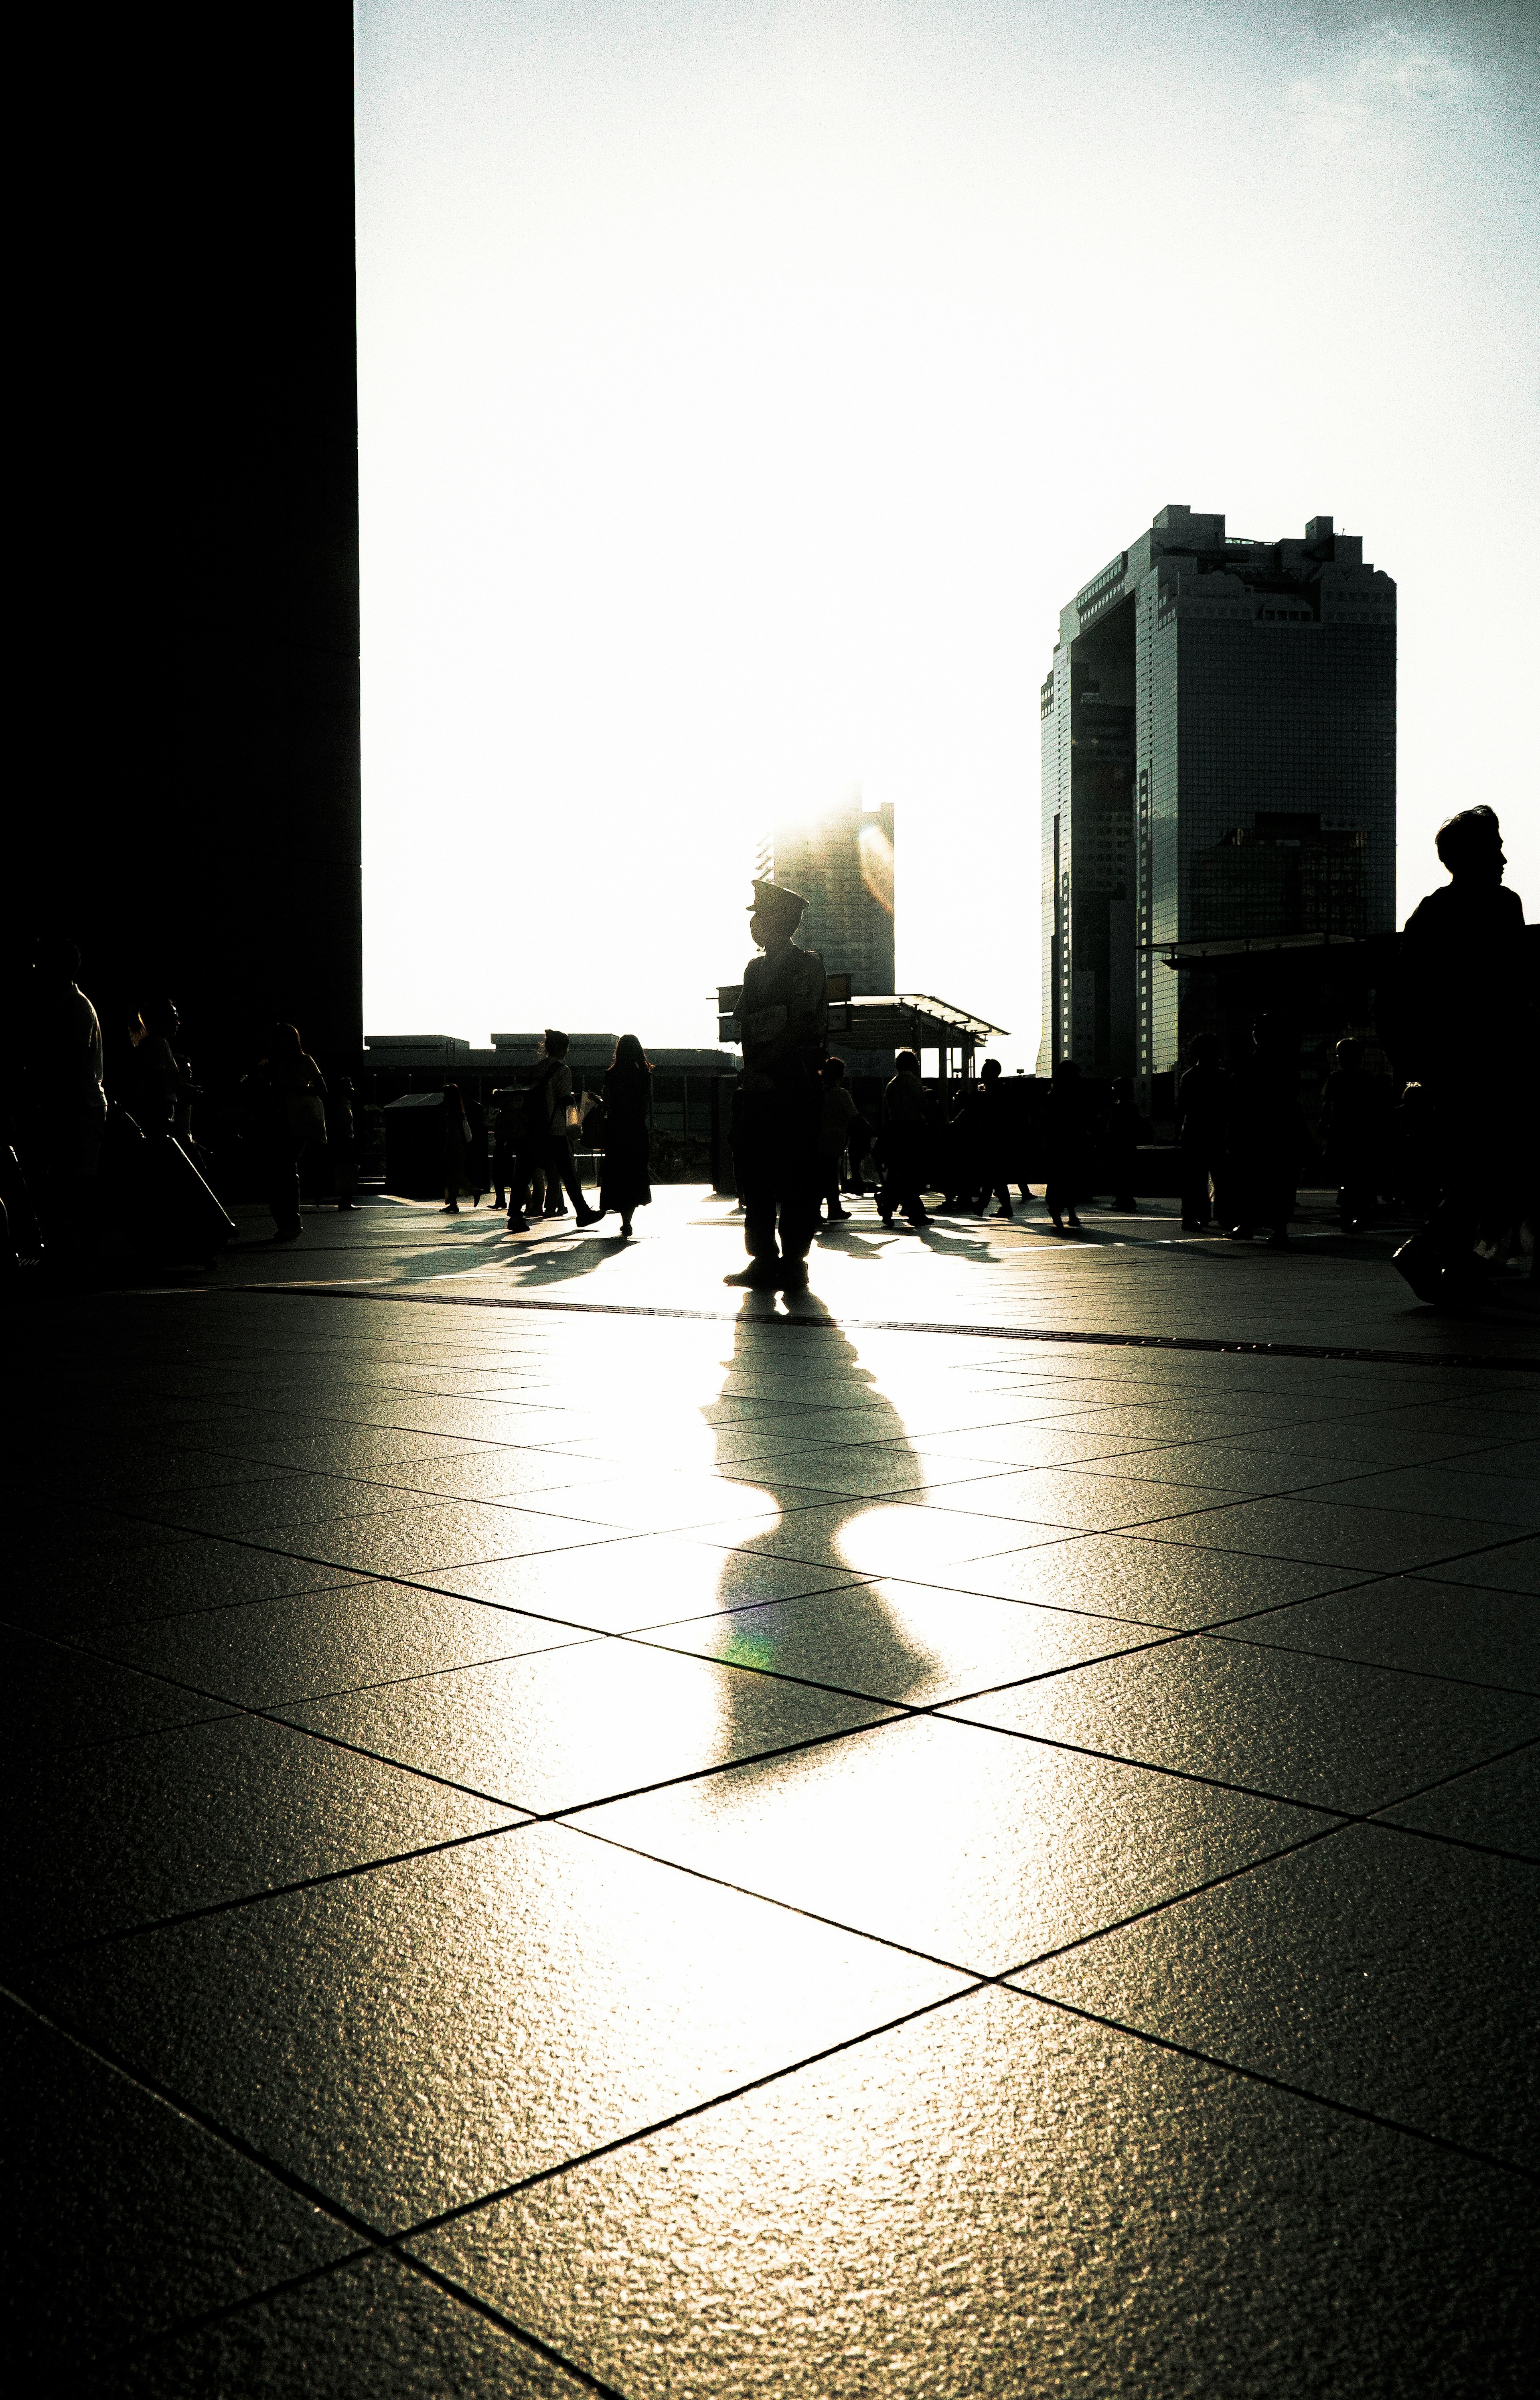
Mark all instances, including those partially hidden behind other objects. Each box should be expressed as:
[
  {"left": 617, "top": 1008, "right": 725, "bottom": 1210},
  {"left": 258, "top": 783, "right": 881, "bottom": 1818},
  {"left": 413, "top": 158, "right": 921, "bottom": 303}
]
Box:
[{"left": 357, "top": 0, "right": 1538, "bottom": 1060}]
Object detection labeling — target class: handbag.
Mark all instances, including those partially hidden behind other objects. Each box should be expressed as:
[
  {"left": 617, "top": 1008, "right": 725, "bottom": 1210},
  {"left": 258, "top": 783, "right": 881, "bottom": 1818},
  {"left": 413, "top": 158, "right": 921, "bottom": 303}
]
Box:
[{"left": 286, "top": 1089, "right": 326, "bottom": 1141}]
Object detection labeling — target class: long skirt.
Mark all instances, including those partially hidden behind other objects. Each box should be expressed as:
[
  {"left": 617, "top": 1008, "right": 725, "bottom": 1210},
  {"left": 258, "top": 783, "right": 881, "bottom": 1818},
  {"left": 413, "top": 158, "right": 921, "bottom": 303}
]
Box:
[{"left": 600, "top": 1123, "right": 652, "bottom": 1215}]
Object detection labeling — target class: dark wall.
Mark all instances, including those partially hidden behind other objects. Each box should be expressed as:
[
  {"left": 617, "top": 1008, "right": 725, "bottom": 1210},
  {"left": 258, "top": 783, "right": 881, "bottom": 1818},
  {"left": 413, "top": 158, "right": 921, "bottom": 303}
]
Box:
[{"left": 20, "top": 6, "right": 361, "bottom": 1089}]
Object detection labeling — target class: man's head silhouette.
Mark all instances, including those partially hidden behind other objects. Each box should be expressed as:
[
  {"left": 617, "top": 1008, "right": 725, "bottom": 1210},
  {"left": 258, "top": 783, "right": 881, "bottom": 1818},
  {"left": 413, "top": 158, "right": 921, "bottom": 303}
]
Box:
[{"left": 1435, "top": 805, "right": 1505, "bottom": 886}]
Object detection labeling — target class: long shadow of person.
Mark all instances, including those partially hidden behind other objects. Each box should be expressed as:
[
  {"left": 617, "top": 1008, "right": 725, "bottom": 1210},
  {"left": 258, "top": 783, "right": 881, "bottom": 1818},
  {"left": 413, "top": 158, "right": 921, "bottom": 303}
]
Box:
[{"left": 699, "top": 1294, "right": 944, "bottom": 1773}]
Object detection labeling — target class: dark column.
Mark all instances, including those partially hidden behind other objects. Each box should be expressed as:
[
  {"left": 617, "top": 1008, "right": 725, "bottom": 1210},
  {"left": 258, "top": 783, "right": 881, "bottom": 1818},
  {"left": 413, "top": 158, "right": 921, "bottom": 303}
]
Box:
[{"left": 19, "top": 5, "right": 361, "bottom": 1085}]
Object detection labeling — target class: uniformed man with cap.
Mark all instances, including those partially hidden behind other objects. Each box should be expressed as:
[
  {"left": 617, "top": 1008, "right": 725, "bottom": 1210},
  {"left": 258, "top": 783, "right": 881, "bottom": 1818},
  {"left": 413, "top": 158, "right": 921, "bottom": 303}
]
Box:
[{"left": 725, "top": 878, "right": 828, "bottom": 1289}]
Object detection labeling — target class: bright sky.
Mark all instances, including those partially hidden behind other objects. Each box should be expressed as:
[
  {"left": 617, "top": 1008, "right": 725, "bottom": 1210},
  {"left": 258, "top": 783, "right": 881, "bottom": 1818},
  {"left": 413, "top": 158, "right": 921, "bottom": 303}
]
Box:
[{"left": 357, "top": 0, "right": 1538, "bottom": 1062}]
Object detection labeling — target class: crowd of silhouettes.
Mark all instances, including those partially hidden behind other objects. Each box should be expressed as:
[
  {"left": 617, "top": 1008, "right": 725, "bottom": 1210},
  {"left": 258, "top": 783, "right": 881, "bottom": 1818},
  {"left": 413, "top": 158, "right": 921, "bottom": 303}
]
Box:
[{"left": 6, "top": 806, "right": 1530, "bottom": 1305}]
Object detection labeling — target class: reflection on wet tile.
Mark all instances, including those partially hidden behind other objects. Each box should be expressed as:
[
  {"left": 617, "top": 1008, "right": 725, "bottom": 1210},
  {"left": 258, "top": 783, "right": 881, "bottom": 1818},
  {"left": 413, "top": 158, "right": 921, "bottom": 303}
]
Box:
[
  {"left": 577, "top": 1713, "right": 1312, "bottom": 1973},
  {"left": 4, "top": 1715, "right": 519, "bottom": 1954},
  {"left": 33, "top": 1824, "right": 963, "bottom": 2227},
  {"left": 1027, "top": 1826, "right": 1539, "bottom": 2165},
  {"left": 945, "top": 1635, "right": 1540, "bottom": 1812},
  {"left": 414, "top": 1985, "right": 1534, "bottom": 2398},
  {"left": 1378, "top": 1747, "right": 1540, "bottom": 1857},
  {"left": 642, "top": 1580, "right": 1158, "bottom": 1707},
  {"left": 280, "top": 1637, "right": 892, "bottom": 1811},
  {"left": 1214, "top": 1579, "right": 1540, "bottom": 1695},
  {"left": 116, "top": 2249, "right": 588, "bottom": 2396},
  {"left": 3, "top": 2004, "right": 355, "bottom": 2374}
]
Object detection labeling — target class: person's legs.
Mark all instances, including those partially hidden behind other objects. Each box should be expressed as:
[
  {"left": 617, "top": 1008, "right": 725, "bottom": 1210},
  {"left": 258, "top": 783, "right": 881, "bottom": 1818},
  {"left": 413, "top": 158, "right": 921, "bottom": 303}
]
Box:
[{"left": 268, "top": 1144, "right": 301, "bottom": 1239}]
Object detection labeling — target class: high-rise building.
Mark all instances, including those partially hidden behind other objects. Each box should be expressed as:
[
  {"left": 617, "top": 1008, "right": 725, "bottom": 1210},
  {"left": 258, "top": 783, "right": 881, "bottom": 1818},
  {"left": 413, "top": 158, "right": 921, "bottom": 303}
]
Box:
[
  {"left": 1037, "top": 505, "right": 1396, "bottom": 1089},
  {"left": 757, "top": 794, "right": 896, "bottom": 991}
]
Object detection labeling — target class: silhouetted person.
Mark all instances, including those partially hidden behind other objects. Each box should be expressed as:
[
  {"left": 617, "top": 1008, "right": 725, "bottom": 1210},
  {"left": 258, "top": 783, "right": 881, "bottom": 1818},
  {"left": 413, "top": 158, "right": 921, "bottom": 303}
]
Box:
[
  {"left": 440, "top": 1082, "right": 473, "bottom": 1213},
  {"left": 500, "top": 1084, "right": 538, "bottom": 1231},
  {"left": 1177, "top": 1033, "right": 1229, "bottom": 1232},
  {"left": 726, "top": 880, "right": 827, "bottom": 1290},
  {"left": 490, "top": 1085, "right": 519, "bottom": 1212},
  {"left": 1226, "top": 1016, "right": 1312, "bottom": 1249},
  {"left": 26, "top": 935, "right": 106, "bottom": 1258},
  {"left": 1106, "top": 1074, "right": 1143, "bottom": 1212},
  {"left": 1319, "top": 1038, "right": 1390, "bottom": 1235},
  {"left": 530, "top": 1030, "right": 599, "bottom": 1225},
  {"left": 1383, "top": 805, "right": 1532, "bottom": 1301},
  {"left": 1044, "top": 1057, "right": 1087, "bottom": 1233},
  {"left": 239, "top": 1024, "right": 325, "bottom": 1242},
  {"left": 598, "top": 1034, "right": 652, "bottom": 1238},
  {"left": 878, "top": 1050, "right": 933, "bottom": 1229},
  {"left": 130, "top": 998, "right": 198, "bottom": 1146},
  {"left": 966, "top": 1057, "right": 1016, "bottom": 1218},
  {"left": 331, "top": 1076, "right": 357, "bottom": 1209},
  {"left": 817, "top": 1056, "right": 859, "bottom": 1225}
]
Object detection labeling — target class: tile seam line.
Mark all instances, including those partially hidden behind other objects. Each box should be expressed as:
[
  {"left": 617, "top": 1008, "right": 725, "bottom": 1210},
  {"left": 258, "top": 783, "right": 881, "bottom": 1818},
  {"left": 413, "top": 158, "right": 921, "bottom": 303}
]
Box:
[
  {"left": 1009, "top": 1988, "right": 1539, "bottom": 2181},
  {"left": 0, "top": 1996, "right": 626, "bottom": 2400},
  {"left": 223, "top": 1283, "right": 1540, "bottom": 1373}
]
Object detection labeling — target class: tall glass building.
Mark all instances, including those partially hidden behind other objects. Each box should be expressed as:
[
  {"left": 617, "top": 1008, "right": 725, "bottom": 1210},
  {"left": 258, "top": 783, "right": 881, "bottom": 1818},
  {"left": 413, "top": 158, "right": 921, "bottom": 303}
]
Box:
[
  {"left": 1036, "top": 505, "right": 1396, "bottom": 1092},
  {"left": 758, "top": 795, "right": 896, "bottom": 993}
]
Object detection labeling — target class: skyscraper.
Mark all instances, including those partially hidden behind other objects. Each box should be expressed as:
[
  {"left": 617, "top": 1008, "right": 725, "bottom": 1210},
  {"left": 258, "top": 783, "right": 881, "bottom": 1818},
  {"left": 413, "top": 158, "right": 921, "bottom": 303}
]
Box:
[
  {"left": 758, "top": 793, "right": 896, "bottom": 991},
  {"left": 1037, "top": 505, "right": 1396, "bottom": 1089}
]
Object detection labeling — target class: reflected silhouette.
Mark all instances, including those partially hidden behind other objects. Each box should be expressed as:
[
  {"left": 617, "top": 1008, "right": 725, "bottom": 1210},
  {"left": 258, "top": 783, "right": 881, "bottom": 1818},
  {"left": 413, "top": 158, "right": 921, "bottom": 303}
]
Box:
[{"left": 705, "top": 1296, "right": 941, "bottom": 1770}]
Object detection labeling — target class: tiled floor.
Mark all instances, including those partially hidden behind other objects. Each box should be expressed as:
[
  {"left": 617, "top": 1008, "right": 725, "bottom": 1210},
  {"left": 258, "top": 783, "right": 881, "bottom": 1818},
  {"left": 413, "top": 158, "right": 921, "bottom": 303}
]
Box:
[{"left": 5, "top": 1187, "right": 1536, "bottom": 2392}]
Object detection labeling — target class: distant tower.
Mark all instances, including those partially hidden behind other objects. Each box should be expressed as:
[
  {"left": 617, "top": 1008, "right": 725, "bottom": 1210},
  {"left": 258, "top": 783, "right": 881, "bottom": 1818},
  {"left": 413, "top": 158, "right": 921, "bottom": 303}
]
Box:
[
  {"left": 758, "top": 793, "right": 896, "bottom": 991},
  {"left": 1037, "top": 505, "right": 1396, "bottom": 1091}
]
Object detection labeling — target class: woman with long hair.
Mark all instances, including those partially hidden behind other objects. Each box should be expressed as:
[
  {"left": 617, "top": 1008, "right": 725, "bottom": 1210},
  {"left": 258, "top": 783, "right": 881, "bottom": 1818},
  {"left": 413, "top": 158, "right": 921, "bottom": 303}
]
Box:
[{"left": 598, "top": 1034, "right": 652, "bottom": 1238}]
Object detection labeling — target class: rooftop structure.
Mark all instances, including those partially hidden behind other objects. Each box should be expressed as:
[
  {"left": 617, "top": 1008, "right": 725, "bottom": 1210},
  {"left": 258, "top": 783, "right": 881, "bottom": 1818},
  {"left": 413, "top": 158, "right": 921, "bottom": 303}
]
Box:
[{"left": 1037, "top": 505, "right": 1396, "bottom": 1092}]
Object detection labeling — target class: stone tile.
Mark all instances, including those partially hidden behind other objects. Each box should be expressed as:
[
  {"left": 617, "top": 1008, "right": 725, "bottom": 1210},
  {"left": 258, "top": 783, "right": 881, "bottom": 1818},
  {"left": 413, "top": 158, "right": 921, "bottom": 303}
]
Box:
[
  {"left": 642, "top": 1579, "right": 1162, "bottom": 1707},
  {"left": 945, "top": 1634, "right": 1540, "bottom": 1812},
  {"left": 33, "top": 1824, "right": 963, "bottom": 2228},
  {"left": 116, "top": 2250, "right": 587, "bottom": 2396},
  {"left": 439, "top": 1536, "right": 863, "bottom": 1632},
  {"left": 899, "top": 1466, "right": 1231, "bottom": 1532},
  {"left": 95, "top": 1582, "right": 594, "bottom": 1707},
  {"left": 4, "top": 1714, "right": 518, "bottom": 1955},
  {"left": 927, "top": 1533, "right": 1361, "bottom": 1630},
  {"left": 1215, "top": 1579, "right": 1540, "bottom": 1695},
  {"left": 265, "top": 1502, "right": 631, "bottom": 1578},
  {"left": 138, "top": 1472, "right": 426, "bottom": 1534},
  {"left": 707, "top": 1500, "right": 1063, "bottom": 1580},
  {"left": 1026, "top": 1825, "right": 1539, "bottom": 2167},
  {"left": 1313, "top": 1465, "right": 1540, "bottom": 1529},
  {"left": 281, "top": 1636, "right": 892, "bottom": 1812},
  {"left": 1413, "top": 1537, "right": 1540, "bottom": 1597},
  {"left": 1454, "top": 1439, "right": 1540, "bottom": 1483},
  {"left": 7, "top": 1541, "right": 357, "bottom": 1634},
  {"left": 2, "top": 2001, "right": 354, "bottom": 2374},
  {"left": 575, "top": 1713, "right": 1311, "bottom": 1975},
  {"left": 5, "top": 1627, "right": 231, "bottom": 1756},
  {"left": 1134, "top": 1495, "right": 1526, "bottom": 1575},
  {"left": 906, "top": 1423, "right": 1176, "bottom": 1468},
  {"left": 1378, "top": 1747, "right": 1540, "bottom": 1858},
  {"left": 420, "top": 1985, "right": 1537, "bottom": 2397}
]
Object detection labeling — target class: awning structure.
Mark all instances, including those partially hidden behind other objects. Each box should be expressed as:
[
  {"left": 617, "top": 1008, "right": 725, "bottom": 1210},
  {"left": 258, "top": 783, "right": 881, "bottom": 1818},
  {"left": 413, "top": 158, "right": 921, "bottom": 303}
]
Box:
[{"left": 718, "top": 988, "right": 1007, "bottom": 1057}]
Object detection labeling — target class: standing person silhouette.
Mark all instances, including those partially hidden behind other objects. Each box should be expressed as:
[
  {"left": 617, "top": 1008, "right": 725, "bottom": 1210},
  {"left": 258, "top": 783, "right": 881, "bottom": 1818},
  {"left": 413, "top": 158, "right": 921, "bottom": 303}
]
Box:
[
  {"left": 727, "top": 880, "right": 827, "bottom": 1290},
  {"left": 241, "top": 1024, "right": 325, "bottom": 1242},
  {"left": 1382, "top": 806, "right": 1532, "bottom": 1301},
  {"left": 1177, "top": 1033, "right": 1230, "bottom": 1232},
  {"left": 1044, "top": 1057, "right": 1087, "bottom": 1234},
  {"left": 530, "top": 1030, "right": 600, "bottom": 1226},
  {"left": 598, "top": 1034, "right": 652, "bottom": 1239},
  {"left": 877, "top": 1050, "right": 934, "bottom": 1230}
]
